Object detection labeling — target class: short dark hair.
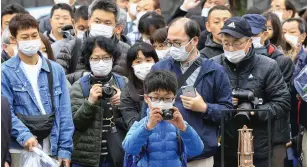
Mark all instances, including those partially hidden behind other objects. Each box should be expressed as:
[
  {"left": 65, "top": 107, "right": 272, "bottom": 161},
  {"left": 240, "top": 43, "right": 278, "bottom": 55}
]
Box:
[
  {"left": 263, "top": 12, "right": 286, "bottom": 48},
  {"left": 89, "top": 0, "right": 118, "bottom": 21},
  {"left": 50, "top": 3, "right": 74, "bottom": 18},
  {"left": 74, "top": 5, "right": 89, "bottom": 22},
  {"left": 150, "top": 27, "right": 167, "bottom": 44},
  {"left": 285, "top": 0, "right": 296, "bottom": 18},
  {"left": 169, "top": 18, "right": 201, "bottom": 39},
  {"left": 138, "top": 12, "right": 165, "bottom": 36},
  {"left": 83, "top": 36, "right": 121, "bottom": 71},
  {"left": 1, "top": 4, "right": 28, "bottom": 19},
  {"left": 1, "top": 4, "right": 29, "bottom": 25},
  {"left": 144, "top": 70, "right": 178, "bottom": 95},
  {"left": 283, "top": 18, "right": 306, "bottom": 34},
  {"left": 208, "top": 5, "right": 232, "bottom": 19},
  {"left": 9, "top": 14, "right": 39, "bottom": 38},
  {"left": 127, "top": 42, "right": 159, "bottom": 90},
  {"left": 39, "top": 33, "right": 56, "bottom": 61}
]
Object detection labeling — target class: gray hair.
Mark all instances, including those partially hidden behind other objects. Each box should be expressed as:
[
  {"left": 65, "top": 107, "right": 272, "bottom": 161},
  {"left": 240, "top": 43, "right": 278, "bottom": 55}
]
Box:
[
  {"left": 1, "top": 28, "right": 11, "bottom": 44},
  {"left": 88, "top": 0, "right": 119, "bottom": 22}
]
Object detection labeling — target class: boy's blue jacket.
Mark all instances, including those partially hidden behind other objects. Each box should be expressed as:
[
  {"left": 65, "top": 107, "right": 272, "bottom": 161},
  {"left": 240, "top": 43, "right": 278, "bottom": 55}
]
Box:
[
  {"left": 1, "top": 54, "right": 74, "bottom": 159},
  {"left": 122, "top": 111, "right": 204, "bottom": 167},
  {"left": 150, "top": 57, "right": 233, "bottom": 159}
]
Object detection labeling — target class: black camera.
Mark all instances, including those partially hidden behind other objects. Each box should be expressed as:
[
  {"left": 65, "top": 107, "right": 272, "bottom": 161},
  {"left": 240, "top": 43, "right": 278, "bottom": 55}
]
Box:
[
  {"left": 101, "top": 83, "right": 117, "bottom": 99},
  {"left": 161, "top": 109, "right": 175, "bottom": 120},
  {"left": 61, "top": 25, "right": 75, "bottom": 39},
  {"left": 232, "top": 88, "right": 262, "bottom": 125}
]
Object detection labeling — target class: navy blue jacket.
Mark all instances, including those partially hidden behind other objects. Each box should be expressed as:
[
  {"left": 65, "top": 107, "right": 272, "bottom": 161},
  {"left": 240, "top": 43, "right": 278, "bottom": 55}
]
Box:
[{"left": 150, "top": 57, "right": 233, "bottom": 160}]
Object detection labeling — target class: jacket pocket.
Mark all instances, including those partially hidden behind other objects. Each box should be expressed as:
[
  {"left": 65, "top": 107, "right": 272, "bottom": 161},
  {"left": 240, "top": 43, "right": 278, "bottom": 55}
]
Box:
[
  {"left": 53, "top": 86, "right": 62, "bottom": 107},
  {"left": 12, "top": 84, "right": 30, "bottom": 105}
]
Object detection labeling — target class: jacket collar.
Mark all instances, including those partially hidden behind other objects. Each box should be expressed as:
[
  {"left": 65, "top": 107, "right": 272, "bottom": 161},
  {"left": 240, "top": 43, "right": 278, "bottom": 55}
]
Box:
[
  {"left": 205, "top": 33, "right": 223, "bottom": 49},
  {"left": 6, "top": 51, "right": 50, "bottom": 72}
]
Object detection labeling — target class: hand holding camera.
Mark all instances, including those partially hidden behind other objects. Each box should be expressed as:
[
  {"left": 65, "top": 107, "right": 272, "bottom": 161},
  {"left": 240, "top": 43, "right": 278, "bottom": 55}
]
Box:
[
  {"left": 88, "top": 84, "right": 103, "bottom": 104},
  {"left": 146, "top": 107, "right": 163, "bottom": 130},
  {"left": 110, "top": 86, "right": 121, "bottom": 106},
  {"left": 167, "top": 107, "right": 187, "bottom": 132}
]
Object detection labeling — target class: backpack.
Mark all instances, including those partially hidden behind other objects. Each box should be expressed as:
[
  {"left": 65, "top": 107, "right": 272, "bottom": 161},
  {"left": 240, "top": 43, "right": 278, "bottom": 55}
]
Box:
[
  {"left": 123, "top": 131, "right": 187, "bottom": 167},
  {"left": 79, "top": 73, "right": 126, "bottom": 97}
]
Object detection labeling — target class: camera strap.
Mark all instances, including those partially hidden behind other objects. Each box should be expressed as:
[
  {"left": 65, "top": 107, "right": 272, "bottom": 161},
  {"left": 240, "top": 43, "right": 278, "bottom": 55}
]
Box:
[{"left": 176, "top": 57, "right": 203, "bottom": 88}]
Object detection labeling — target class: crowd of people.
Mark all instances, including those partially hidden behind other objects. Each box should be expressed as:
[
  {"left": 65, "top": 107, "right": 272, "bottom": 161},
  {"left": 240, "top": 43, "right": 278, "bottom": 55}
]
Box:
[{"left": 1, "top": 0, "right": 307, "bottom": 167}]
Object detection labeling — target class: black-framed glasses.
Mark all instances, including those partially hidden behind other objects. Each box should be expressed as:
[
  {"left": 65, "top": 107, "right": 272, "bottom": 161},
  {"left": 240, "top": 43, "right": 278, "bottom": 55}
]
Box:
[
  {"left": 90, "top": 57, "right": 112, "bottom": 62},
  {"left": 148, "top": 96, "right": 175, "bottom": 103},
  {"left": 165, "top": 38, "right": 193, "bottom": 48}
]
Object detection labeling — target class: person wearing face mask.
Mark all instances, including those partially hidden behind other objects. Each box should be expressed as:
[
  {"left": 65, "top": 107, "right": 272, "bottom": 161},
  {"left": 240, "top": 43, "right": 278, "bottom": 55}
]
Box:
[
  {"left": 122, "top": 70, "right": 204, "bottom": 166},
  {"left": 244, "top": 13, "right": 294, "bottom": 167},
  {"left": 211, "top": 16, "right": 291, "bottom": 167},
  {"left": 44, "top": 3, "right": 75, "bottom": 44},
  {"left": 199, "top": 6, "right": 232, "bottom": 58},
  {"left": 74, "top": 6, "right": 89, "bottom": 40},
  {"left": 282, "top": 18, "right": 307, "bottom": 139},
  {"left": 151, "top": 18, "right": 233, "bottom": 167},
  {"left": 150, "top": 27, "right": 170, "bottom": 60},
  {"left": 2, "top": 14, "right": 74, "bottom": 167},
  {"left": 1, "top": 28, "right": 18, "bottom": 63},
  {"left": 270, "top": 0, "right": 296, "bottom": 22},
  {"left": 38, "top": 0, "right": 77, "bottom": 33},
  {"left": 126, "top": 0, "right": 162, "bottom": 44},
  {"left": 120, "top": 42, "right": 159, "bottom": 130},
  {"left": 70, "top": 36, "right": 128, "bottom": 167},
  {"left": 124, "top": 0, "right": 141, "bottom": 34},
  {"left": 56, "top": 0, "right": 131, "bottom": 80},
  {"left": 135, "top": 11, "right": 165, "bottom": 45}
]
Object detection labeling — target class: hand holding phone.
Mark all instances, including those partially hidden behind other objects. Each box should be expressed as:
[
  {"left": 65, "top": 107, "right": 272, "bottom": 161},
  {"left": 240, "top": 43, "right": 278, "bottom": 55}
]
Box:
[{"left": 182, "top": 85, "right": 196, "bottom": 97}]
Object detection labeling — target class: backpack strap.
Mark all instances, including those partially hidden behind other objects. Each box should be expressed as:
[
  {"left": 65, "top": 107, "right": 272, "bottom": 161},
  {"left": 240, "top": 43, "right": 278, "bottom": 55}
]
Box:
[
  {"left": 68, "top": 38, "right": 82, "bottom": 74},
  {"left": 79, "top": 74, "right": 91, "bottom": 98}
]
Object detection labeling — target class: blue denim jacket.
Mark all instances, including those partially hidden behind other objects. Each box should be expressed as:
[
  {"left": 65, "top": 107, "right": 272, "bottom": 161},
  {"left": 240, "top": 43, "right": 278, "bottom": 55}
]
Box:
[{"left": 1, "top": 53, "right": 74, "bottom": 160}]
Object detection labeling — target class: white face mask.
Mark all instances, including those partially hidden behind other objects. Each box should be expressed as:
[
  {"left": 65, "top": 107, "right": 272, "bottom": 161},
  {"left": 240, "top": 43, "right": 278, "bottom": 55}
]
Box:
[
  {"left": 90, "top": 59, "right": 113, "bottom": 77},
  {"left": 77, "top": 30, "right": 85, "bottom": 39},
  {"left": 17, "top": 39, "right": 41, "bottom": 57},
  {"left": 151, "top": 100, "right": 174, "bottom": 110},
  {"left": 285, "top": 34, "right": 299, "bottom": 47},
  {"left": 54, "top": 0, "right": 71, "bottom": 5},
  {"left": 251, "top": 37, "right": 263, "bottom": 48},
  {"left": 273, "top": 11, "right": 283, "bottom": 22},
  {"left": 156, "top": 49, "right": 170, "bottom": 59},
  {"left": 90, "top": 23, "right": 114, "bottom": 38},
  {"left": 129, "top": 3, "right": 138, "bottom": 16},
  {"left": 133, "top": 62, "right": 154, "bottom": 81},
  {"left": 201, "top": 8, "right": 211, "bottom": 17},
  {"left": 170, "top": 39, "right": 194, "bottom": 62},
  {"left": 224, "top": 41, "right": 249, "bottom": 64}
]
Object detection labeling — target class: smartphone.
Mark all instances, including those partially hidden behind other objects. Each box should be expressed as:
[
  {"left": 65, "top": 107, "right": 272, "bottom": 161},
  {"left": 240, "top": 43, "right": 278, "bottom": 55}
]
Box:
[{"left": 182, "top": 85, "right": 196, "bottom": 97}]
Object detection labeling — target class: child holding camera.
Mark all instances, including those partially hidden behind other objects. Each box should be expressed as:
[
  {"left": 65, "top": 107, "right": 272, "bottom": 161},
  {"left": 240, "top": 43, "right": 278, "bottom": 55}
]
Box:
[{"left": 122, "top": 70, "right": 204, "bottom": 167}]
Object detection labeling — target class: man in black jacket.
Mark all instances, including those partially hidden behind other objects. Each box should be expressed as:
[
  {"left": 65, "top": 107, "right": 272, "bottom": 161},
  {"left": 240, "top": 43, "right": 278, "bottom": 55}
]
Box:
[
  {"left": 243, "top": 13, "right": 294, "bottom": 167},
  {"left": 199, "top": 5, "right": 231, "bottom": 59},
  {"left": 212, "top": 16, "right": 291, "bottom": 167},
  {"left": 1, "top": 96, "right": 11, "bottom": 167}
]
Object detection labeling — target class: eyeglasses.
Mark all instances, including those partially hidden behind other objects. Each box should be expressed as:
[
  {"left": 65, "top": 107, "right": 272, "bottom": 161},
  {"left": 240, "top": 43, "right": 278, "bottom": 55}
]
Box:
[
  {"left": 90, "top": 57, "right": 112, "bottom": 62},
  {"left": 222, "top": 39, "right": 250, "bottom": 50},
  {"left": 148, "top": 96, "right": 175, "bottom": 103},
  {"left": 166, "top": 38, "right": 193, "bottom": 48}
]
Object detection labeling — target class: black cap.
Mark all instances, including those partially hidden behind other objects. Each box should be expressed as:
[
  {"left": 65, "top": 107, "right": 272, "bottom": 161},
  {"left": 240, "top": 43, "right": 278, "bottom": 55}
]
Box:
[{"left": 219, "top": 16, "right": 253, "bottom": 38}]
